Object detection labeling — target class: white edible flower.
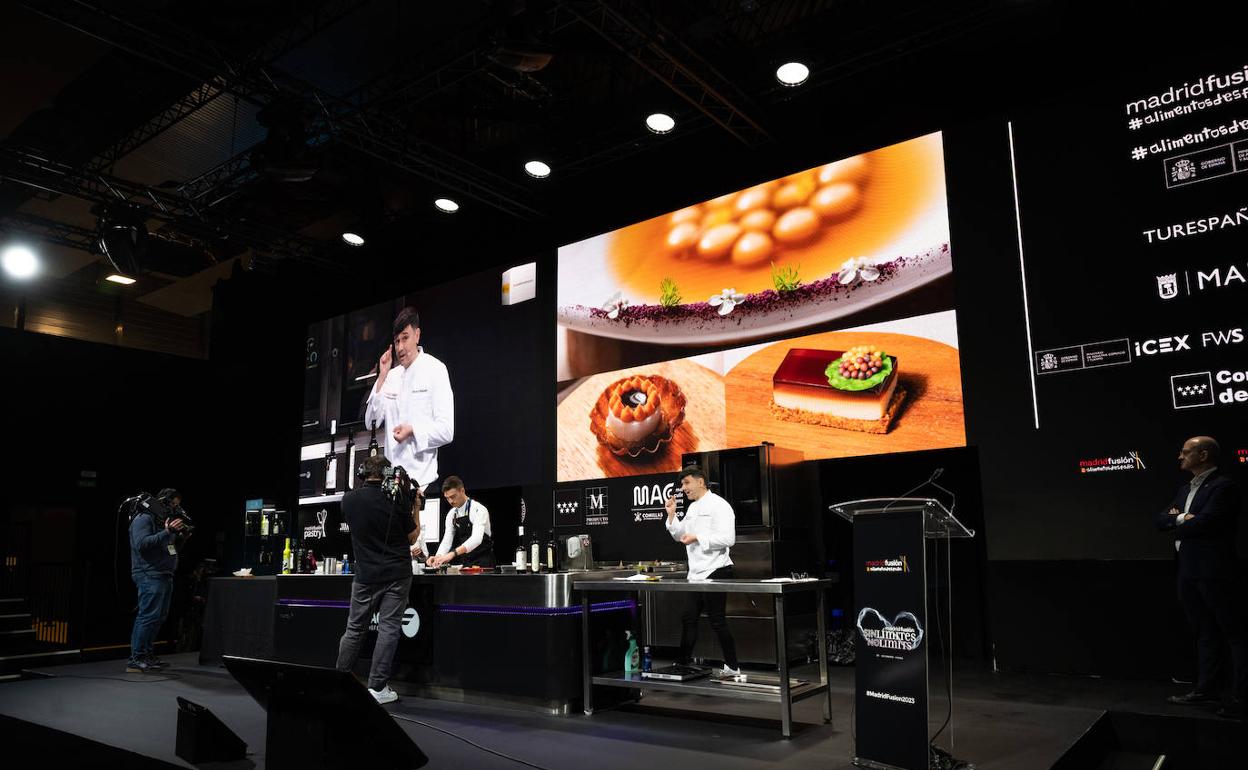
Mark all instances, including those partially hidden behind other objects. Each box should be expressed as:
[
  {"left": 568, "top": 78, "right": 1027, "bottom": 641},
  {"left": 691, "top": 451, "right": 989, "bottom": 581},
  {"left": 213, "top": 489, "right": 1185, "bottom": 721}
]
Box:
[
  {"left": 602, "top": 292, "right": 629, "bottom": 320},
  {"left": 708, "top": 288, "right": 745, "bottom": 316},
  {"left": 837, "top": 256, "right": 880, "bottom": 286}
]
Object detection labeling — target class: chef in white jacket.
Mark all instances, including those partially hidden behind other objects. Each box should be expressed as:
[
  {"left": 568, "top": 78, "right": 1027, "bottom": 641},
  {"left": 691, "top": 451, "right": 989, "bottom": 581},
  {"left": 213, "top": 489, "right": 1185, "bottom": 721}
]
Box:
[
  {"left": 664, "top": 466, "right": 741, "bottom": 676},
  {"left": 364, "top": 306, "right": 454, "bottom": 492}
]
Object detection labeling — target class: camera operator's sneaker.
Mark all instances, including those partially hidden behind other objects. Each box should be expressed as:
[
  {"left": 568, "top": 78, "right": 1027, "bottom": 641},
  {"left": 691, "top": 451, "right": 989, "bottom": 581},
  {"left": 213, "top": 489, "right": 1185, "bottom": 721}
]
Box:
[
  {"left": 370, "top": 686, "right": 399, "bottom": 705},
  {"left": 125, "top": 658, "right": 154, "bottom": 674}
]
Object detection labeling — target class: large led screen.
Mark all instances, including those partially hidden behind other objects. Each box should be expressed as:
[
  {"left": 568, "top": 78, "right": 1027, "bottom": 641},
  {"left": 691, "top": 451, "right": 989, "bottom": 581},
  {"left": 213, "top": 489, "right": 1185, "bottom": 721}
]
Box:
[{"left": 557, "top": 133, "right": 965, "bottom": 481}]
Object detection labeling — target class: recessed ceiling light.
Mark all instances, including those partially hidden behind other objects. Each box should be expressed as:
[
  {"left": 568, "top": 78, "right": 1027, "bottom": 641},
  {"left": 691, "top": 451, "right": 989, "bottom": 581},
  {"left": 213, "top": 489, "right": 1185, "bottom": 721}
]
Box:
[
  {"left": 341, "top": 231, "right": 365, "bottom": 246},
  {"left": 1, "top": 245, "right": 38, "bottom": 279},
  {"left": 105, "top": 273, "right": 137, "bottom": 285},
  {"left": 776, "top": 62, "right": 809, "bottom": 86},
  {"left": 645, "top": 113, "right": 675, "bottom": 134},
  {"left": 524, "top": 160, "right": 552, "bottom": 178},
  {"left": 434, "top": 198, "right": 460, "bottom": 213}
]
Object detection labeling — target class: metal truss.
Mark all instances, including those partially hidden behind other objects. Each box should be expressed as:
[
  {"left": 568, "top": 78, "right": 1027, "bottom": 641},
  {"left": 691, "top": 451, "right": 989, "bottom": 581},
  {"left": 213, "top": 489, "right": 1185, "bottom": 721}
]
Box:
[
  {"left": 26, "top": 0, "right": 544, "bottom": 221},
  {"left": 559, "top": 0, "right": 771, "bottom": 147},
  {"left": 0, "top": 211, "right": 99, "bottom": 253},
  {"left": 0, "top": 145, "right": 341, "bottom": 270},
  {"left": 62, "top": 0, "right": 370, "bottom": 175}
]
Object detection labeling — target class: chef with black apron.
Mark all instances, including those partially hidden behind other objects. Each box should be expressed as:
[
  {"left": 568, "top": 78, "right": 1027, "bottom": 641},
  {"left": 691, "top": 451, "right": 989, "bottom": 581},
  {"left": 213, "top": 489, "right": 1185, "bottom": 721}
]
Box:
[{"left": 427, "top": 475, "right": 495, "bottom": 568}]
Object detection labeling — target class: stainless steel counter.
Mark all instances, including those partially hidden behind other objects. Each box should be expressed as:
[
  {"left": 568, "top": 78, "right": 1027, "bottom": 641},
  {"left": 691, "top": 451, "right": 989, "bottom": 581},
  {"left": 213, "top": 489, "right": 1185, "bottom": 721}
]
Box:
[{"left": 407, "top": 565, "right": 686, "bottom": 607}]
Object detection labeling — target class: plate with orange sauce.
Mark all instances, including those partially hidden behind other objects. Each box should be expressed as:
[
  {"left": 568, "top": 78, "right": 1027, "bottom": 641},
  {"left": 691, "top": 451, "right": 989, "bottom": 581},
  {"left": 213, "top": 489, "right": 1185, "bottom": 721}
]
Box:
[{"left": 556, "top": 132, "right": 951, "bottom": 346}]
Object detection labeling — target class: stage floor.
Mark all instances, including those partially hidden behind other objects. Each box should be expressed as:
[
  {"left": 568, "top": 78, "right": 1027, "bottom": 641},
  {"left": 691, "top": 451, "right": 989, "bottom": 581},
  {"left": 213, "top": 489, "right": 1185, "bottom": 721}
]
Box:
[{"left": 0, "top": 654, "right": 1231, "bottom": 769}]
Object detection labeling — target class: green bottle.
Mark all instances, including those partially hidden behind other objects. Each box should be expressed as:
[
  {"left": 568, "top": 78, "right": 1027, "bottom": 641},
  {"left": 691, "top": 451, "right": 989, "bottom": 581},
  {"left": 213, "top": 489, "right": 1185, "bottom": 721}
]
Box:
[{"left": 624, "top": 630, "right": 640, "bottom": 676}]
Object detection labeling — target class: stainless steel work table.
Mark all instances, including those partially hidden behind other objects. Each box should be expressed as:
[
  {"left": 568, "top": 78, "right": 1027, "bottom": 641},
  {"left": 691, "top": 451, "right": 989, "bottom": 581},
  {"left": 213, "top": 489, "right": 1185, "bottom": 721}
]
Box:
[{"left": 575, "top": 578, "right": 833, "bottom": 737}]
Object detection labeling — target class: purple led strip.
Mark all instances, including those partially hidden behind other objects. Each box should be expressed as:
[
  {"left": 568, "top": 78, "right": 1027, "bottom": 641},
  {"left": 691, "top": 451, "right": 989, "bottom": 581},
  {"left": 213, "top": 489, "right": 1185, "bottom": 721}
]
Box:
[
  {"left": 438, "top": 599, "right": 636, "bottom": 617},
  {"left": 277, "top": 599, "right": 351, "bottom": 609}
]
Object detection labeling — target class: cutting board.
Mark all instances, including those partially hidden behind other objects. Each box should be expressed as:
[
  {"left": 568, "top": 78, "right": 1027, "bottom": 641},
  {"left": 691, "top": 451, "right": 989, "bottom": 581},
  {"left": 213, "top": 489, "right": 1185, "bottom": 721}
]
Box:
[
  {"left": 724, "top": 331, "right": 965, "bottom": 459},
  {"left": 558, "top": 359, "right": 726, "bottom": 481}
]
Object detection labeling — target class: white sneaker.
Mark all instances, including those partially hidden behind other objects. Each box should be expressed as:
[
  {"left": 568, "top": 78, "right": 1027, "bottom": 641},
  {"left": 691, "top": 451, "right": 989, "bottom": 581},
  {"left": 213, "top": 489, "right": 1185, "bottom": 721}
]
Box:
[
  {"left": 370, "top": 686, "right": 398, "bottom": 704},
  {"left": 719, "top": 665, "right": 745, "bottom": 681}
]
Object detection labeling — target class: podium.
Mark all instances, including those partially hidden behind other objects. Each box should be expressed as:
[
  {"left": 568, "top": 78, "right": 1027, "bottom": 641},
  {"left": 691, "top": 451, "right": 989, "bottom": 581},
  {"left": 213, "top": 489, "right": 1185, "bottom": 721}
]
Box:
[{"left": 829, "top": 498, "right": 974, "bottom": 770}]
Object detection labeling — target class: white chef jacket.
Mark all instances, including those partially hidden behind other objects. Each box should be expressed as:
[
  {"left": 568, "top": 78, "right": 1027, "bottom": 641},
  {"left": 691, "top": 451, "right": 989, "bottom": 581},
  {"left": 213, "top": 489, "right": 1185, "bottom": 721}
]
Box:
[
  {"left": 666, "top": 490, "right": 735, "bottom": 581},
  {"left": 364, "top": 348, "right": 454, "bottom": 487},
  {"left": 435, "top": 499, "right": 491, "bottom": 556}
]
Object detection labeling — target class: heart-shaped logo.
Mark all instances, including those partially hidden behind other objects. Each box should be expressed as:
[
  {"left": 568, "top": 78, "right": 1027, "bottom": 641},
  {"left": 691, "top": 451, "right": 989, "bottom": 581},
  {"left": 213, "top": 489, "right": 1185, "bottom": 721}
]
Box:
[{"left": 856, "top": 607, "right": 924, "bottom": 651}]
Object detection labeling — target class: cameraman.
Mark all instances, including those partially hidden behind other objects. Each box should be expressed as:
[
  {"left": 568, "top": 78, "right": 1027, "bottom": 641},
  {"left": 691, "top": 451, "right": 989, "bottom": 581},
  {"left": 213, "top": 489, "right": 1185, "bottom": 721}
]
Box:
[
  {"left": 127, "top": 488, "right": 190, "bottom": 674},
  {"left": 336, "top": 455, "right": 420, "bottom": 704}
]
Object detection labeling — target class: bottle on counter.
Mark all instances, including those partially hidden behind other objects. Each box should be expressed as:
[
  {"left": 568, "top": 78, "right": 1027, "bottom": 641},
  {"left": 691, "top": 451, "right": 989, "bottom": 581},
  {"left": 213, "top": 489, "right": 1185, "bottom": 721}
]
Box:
[
  {"left": 515, "top": 526, "right": 527, "bottom": 570},
  {"left": 282, "top": 538, "right": 292, "bottom": 575},
  {"left": 341, "top": 553, "right": 350, "bottom": 575},
  {"left": 545, "top": 530, "right": 556, "bottom": 572},
  {"left": 624, "top": 631, "right": 640, "bottom": 676},
  {"left": 642, "top": 645, "right": 652, "bottom": 673},
  {"left": 324, "top": 420, "right": 338, "bottom": 492},
  {"left": 528, "top": 530, "right": 541, "bottom": 573},
  {"left": 260, "top": 510, "right": 270, "bottom": 536}
]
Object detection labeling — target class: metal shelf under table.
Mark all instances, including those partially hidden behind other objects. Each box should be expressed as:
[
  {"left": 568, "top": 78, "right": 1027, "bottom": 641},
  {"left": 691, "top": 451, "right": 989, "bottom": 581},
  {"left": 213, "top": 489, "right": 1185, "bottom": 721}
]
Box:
[{"left": 575, "top": 577, "right": 833, "bottom": 738}]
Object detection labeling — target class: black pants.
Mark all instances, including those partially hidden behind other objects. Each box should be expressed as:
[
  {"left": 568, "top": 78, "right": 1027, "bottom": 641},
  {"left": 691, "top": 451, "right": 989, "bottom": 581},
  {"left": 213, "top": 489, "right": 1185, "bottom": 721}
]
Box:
[
  {"left": 679, "top": 566, "right": 739, "bottom": 669},
  {"left": 1179, "top": 577, "right": 1248, "bottom": 701}
]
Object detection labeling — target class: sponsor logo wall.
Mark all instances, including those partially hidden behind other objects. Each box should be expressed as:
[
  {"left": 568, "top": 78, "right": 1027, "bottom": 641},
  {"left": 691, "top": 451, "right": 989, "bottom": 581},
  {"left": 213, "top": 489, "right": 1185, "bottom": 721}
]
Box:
[
  {"left": 990, "top": 53, "right": 1248, "bottom": 560},
  {"left": 551, "top": 472, "right": 688, "bottom": 564}
]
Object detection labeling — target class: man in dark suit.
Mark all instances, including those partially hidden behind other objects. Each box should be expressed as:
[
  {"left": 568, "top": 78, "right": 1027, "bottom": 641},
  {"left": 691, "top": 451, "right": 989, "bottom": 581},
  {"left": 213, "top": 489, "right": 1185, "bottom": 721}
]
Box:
[{"left": 1157, "top": 436, "right": 1245, "bottom": 719}]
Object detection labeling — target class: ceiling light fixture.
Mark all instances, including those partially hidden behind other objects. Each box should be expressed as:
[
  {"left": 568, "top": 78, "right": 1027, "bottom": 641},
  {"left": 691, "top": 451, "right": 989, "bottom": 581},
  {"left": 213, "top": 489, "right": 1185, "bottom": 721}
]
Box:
[
  {"left": 524, "top": 160, "right": 552, "bottom": 178},
  {"left": 341, "top": 231, "right": 365, "bottom": 246},
  {"left": 434, "top": 198, "right": 460, "bottom": 213},
  {"left": 1, "top": 245, "right": 39, "bottom": 279},
  {"left": 775, "top": 62, "right": 810, "bottom": 87},
  {"left": 105, "top": 273, "right": 137, "bottom": 285},
  {"left": 645, "top": 113, "right": 676, "bottom": 134}
]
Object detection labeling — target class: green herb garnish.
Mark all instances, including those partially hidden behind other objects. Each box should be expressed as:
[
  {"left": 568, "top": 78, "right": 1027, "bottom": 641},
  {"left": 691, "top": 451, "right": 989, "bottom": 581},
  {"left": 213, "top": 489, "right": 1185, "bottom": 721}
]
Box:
[
  {"left": 659, "top": 277, "right": 682, "bottom": 307},
  {"left": 771, "top": 262, "right": 802, "bottom": 293}
]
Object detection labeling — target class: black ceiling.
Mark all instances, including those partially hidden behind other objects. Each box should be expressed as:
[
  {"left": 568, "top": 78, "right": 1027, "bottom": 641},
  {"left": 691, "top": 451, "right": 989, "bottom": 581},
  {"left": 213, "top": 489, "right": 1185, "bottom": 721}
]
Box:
[{"left": 0, "top": 0, "right": 1234, "bottom": 327}]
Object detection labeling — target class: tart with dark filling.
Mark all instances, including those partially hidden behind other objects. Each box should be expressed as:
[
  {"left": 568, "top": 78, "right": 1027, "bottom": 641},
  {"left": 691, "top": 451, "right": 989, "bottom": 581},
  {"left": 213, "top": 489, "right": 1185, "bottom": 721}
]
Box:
[{"left": 590, "top": 375, "right": 687, "bottom": 456}]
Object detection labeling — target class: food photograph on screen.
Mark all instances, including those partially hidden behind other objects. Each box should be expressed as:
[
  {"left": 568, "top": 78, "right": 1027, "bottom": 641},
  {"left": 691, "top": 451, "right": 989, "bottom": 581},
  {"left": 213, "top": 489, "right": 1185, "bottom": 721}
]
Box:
[
  {"left": 557, "top": 131, "right": 962, "bottom": 481},
  {"left": 557, "top": 310, "right": 964, "bottom": 482},
  {"left": 556, "top": 131, "right": 951, "bottom": 382}
]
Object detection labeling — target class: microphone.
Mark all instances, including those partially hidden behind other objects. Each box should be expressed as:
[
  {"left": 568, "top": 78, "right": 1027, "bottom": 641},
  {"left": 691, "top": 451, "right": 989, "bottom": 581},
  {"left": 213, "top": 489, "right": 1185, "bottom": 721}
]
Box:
[{"left": 881, "top": 468, "right": 946, "bottom": 514}]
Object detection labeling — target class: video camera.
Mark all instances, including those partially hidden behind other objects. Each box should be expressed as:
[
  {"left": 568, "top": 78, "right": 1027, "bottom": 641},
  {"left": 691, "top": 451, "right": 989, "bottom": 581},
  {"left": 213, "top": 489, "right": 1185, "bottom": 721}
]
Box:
[
  {"left": 119, "top": 491, "right": 194, "bottom": 534},
  {"left": 381, "top": 464, "right": 418, "bottom": 514}
]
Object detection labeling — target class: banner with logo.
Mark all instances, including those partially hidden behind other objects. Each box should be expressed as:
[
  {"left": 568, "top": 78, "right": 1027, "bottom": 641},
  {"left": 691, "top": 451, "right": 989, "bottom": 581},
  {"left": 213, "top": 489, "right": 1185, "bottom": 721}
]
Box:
[
  {"left": 552, "top": 472, "right": 689, "bottom": 563},
  {"left": 854, "top": 508, "right": 928, "bottom": 770},
  {"left": 968, "top": 52, "right": 1248, "bottom": 562}
]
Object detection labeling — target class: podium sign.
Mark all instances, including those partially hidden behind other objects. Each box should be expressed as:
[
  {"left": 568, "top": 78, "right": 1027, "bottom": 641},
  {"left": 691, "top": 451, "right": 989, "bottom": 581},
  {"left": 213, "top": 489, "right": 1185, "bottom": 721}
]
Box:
[{"left": 853, "top": 508, "right": 928, "bottom": 770}]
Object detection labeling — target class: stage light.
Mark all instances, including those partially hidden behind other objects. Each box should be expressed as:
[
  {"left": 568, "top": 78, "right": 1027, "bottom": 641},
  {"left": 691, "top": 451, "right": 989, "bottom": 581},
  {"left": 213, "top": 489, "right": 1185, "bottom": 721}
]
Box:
[
  {"left": 341, "top": 232, "right": 365, "bottom": 246},
  {"left": 1, "top": 245, "right": 39, "bottom": 279},
  {"left": 105, "top": 273, "right": 137, "bottom": 285},
  {"left": 776, "top": 62, "right": 810, "bottom": 87},
  {"left": 524, "top": 160, "right": 551, "bottom": 178},
  {"left": 645, "top": 113, "right": 675, "bottom": 134},
  {"left": 98, "top": 209, "right": 148, "bottom": 278},
  {"left": 434, "top": 198, "right": 460, "bottom": 213}
]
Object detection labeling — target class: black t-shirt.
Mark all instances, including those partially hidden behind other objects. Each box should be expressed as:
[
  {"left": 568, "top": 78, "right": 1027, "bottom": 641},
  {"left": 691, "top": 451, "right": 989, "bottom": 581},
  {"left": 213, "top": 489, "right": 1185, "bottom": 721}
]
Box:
[{"left": 341, "top": 482, "right": 416, "bottom": 584}]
